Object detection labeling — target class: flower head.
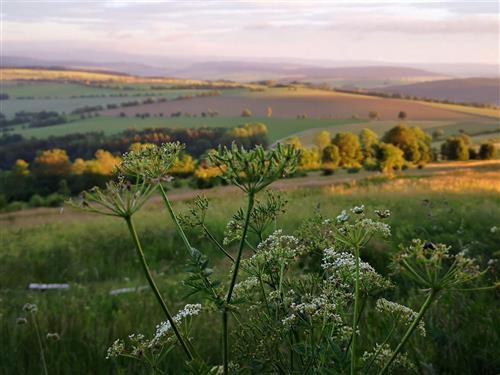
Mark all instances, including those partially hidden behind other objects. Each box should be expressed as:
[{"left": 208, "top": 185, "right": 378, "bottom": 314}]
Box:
[
  {"left": 208, "top": 143, "right": 299, "bottom": 193},
  {"left": 118, "top": 142, "right": 183, "bottom": 181},
  {"left": 69, "top": 176, "right": 155, "bottom": 218}
]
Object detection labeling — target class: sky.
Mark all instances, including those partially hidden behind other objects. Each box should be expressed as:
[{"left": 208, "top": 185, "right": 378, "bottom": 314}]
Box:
[{"left": 1, "top": 0, "right": 499, "bottom": 65}]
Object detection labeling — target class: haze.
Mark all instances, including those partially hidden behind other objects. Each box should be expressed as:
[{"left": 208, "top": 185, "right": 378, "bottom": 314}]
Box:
[{"left": 2, "top": 0, "right": 499, "bottom": 66}]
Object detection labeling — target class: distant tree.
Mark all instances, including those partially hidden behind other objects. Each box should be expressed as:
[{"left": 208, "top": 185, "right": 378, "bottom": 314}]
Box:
[
  {"left": 441, "top": 136, "right": 470, "bottom": 161},
  {"left": 432, "top": 129, "right": 444, "bottom": 141},
  {"left": 332, "top": 132, "right": 363, "bottom": 168},
  {"left": 12, "top": 159, "right": 30, "bottom": 177},
  {"left": 368, "top": 111, "right": 379, "bottom": 120},
  {"left": 313, "top": 130, "right": 331, "bottom": 151},
  {"left": 468, "top": 148, "right": 478, "bottom": 160},
  {"left": 359, "top": 128, "right": 379, "bottom": 159},
  {"left": 479, "top": 142, "right": 496, "bottom": 160},
  {"left": 298, "top": 148, "right": 321, "bottom": 171},
  {"left": 32, "top": 149, "right": 72, "bottom": 176},
  {"left": 321, "top": 144, "right": 340, "bottom": 174},
  {"left": 267, "top": 106, "right": 273, "bottom": 118},
  {"left": 376, "top": 143, "right": 406, "bottom": 173},
  {"left": 241, "top": 108, "right": 252, "bottom": 117},
  {"left": 382, "top": 124, "right": 431, "bottom": 164},
  {"left": 398, "top": 111, "right": 407, "bottom": 120}
]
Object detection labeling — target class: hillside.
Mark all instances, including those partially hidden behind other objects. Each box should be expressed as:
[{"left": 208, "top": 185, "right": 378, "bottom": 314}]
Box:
[{"left": 375, "top": 78, "right": 500, "bottom": 105}]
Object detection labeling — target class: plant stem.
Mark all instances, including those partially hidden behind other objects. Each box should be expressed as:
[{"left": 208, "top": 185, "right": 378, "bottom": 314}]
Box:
[
  {"left": 223, "top": 192, "right": 255, "bottom": 374},
  {"left": 377, "top": 290, "right": 437, "bottom": 375},
  {"left": 351, "top": 245, "right": 361, "bottom": 375},
  {"left": 124, "top": 216, "right": 193, "bottom": 360},
  {"left": 158, "top": 184, "right": 192, "bottom": 253},
  {"left": 31, "top": 311, "right": 48, "bottom": 375},
  {"left": 203, "top": 225, "right": 235, "bottom": 262}
]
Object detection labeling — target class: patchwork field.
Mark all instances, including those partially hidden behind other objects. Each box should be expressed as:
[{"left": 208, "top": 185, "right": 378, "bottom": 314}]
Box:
[{"left": 101, "top": 87, "right": 488, "bottom": 121}]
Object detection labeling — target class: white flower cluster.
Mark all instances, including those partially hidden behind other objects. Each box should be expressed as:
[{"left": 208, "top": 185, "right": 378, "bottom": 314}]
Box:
[
  {"left": 251, "top": 230, "right": 302, "bottom": 267},
  {"left": 151, "top": 303, "right": 202, "bottom": 347},
  {"left": 358, "top": 218, "right": 391, "bottom": 238},
  {"left": 351, "top": 205, "right": 365, "bottom": 214},
  {"left": 322, "top": 249, "right": 375, "bottom": 273},
  {"left": 374, "top": 209, "right": 391, "bottom": 219},
  {"left": 376, "top": 298, "right": 426, "bottom": 336},
  {"left": 281, "top": 314, "right": 297, "bottom": 328},
  {"left": 362, "top": 344, "right": 416, "bottom": 372},
  {"left": 290, "top": 294, "right": 340, "bottom": 321},
  {"left": 336, "top": 210, "right": 349, "bottom": 223},
  {"left": 232, "top": 277, "right": 259, "bottom": 299},
  {"left": 322, "top": 248, "right": 392, "bottom": 293},
  {"left": 106, "top": 339, "right": 125, "bottom": 359},
  {"left": 223, "top": 219, "right": 243, "bottom": 245}
]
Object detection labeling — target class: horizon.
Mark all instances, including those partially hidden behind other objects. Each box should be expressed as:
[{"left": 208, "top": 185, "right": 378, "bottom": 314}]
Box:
[{"left": 2, "top": 0, "right": 499, "bottom": 67}]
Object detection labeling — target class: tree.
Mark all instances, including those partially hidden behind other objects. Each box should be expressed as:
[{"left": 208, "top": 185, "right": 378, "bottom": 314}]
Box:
[
  {"left": 432, "top": 129, "right": 444, "bottom": 141},
  {"left": 368, "top": 111, "right": 379, "bottom": 120},
  {"left": 359, "top": 128, "right": 379, "bottom": 159},
  {"left": 321, "top": 144, "right": 340, "bottom": 173},
  {"left": 32, "top": 149, "right": 71, "bottom": 176},
  {"left": 298, "top": 148, "right": 321, "bottom": 171},
  {"left": 266, "top": 106, "right": 273, "bottom": 118},
  {"left": 332, "top": 132, "right": 363, "bottom": 168},
  {"left": 398, "top": 111, "right": 407, "bottom": 120},
  {"left": 382, "top": 124, "right": 431, "bottom": 164},
  {"left": 376, "top": 143, "right": 406, "bottom": 173},
  {"left": 441, "top": 136, "right": 469, "bottom": 161},
  {"left": 313, "top": 130, "right": 331, "bottom": 151},
  {"left": 12, "top": 159, "right": 29, "bottom": 177},
  {"left": 479, "top": 142, "right": 496, "bottom": 160}
]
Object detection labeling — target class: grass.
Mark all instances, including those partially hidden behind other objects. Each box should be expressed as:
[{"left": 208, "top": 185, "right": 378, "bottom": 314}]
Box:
[
  {"left": 0, "top": 81, "right": 212, "bottom": 99},
  {"left": 10, "top": 116, "right": 359, "bottom": 142},
  {"left": 1, "top": 172, "right": 499, "bottom": 374}
]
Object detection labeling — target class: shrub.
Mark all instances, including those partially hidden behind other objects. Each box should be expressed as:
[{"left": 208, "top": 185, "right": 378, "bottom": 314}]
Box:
[{"left": 479, "top": 142, "right": 495, "bottom": 160}]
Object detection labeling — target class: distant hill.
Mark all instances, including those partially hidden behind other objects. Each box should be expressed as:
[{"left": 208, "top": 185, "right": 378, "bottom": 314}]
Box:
[
  {"left": 168, "top": 62, "right": 446, "bottom": 83},
  {"left": 374, "top": 78, "right": 500, "bottom": 105}
]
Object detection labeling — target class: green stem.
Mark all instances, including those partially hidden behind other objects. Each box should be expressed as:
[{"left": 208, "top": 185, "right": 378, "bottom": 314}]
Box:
[
  {"left": 223, "top": 192, "right": 255, "bottom": 374},
  {"left": 351, "top": 245, "right": 361, "bottom": 375},
  {"left": 377, "top": 290, "right": 437, "bottom": 375},
  {"left": 158, "top": 184, "right": 192, "bottom": 253},
  {"left": 125, "top": 216, "right": 193, "bottom": 360},
  {"left": 203, "top": 225, "right": 235, "bottom": 262},
  {"left": 222, "top": 309, "right": 229, "bottom": 375},
  {"left": 364, "top": 323, "right": 396, "bottom": 372},
  {"left": 31, "top": 311, "right": 48, "bottom": 375}
]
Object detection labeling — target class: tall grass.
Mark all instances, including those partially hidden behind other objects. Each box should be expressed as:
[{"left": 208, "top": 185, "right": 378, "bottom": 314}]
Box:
[{"left": 1, "top": 186, "right": 499, "bottom": 374}]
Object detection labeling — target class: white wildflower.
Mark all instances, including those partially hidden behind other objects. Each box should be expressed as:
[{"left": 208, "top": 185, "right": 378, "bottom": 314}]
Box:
[
  {"left": 106, "top": 339, "right": 125, "bottom": 359},
  {"left": 376, "top": 298, "right": 426, "bottom": 336},
  {"left": 351, "top": 205, "right": 365, "bottom": 214},
  {"left": 336, "top": 210, "right": 349, "bottom": 223},
  {"left": 490, "top": 226, "right": 498, "bottom": 233}
]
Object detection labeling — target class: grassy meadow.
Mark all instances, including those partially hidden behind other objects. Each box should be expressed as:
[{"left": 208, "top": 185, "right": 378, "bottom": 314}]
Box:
[{"left": 1, "top": 169, "right": 499, "bottom": 374}]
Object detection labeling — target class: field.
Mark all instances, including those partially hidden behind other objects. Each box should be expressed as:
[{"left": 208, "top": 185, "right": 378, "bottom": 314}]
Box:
[
  {"left": 3, "top": 72, "right": 499, "bottom": 145},
  {"left": 1, "top": 165, "right": 499, "bottom": 374},
  {"left": 101, "top": 87, "right": 489, "bottom": 120}
]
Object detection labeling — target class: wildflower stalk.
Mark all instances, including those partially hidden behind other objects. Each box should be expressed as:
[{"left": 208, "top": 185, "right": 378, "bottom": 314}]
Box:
[
  {"left": 158, "top": 184, "right": 192, "bottom": 253},
  {"left": 124, "top": 215, "right": 194, "bottom": 360},
  {"left": 202, "top": 224, "right": 235, "bottom": 262},
  {"left": 351, "top": 244, "right": 361, "bottom": 375},
  {"left": 378, "top": 289, "right": 437, "bottom": 375},
  {"left": 223, "top": 191, "right": 255, "bottom": 374},
  {"left": 30, "top": 310, "right": 48, "bottom": 375}
]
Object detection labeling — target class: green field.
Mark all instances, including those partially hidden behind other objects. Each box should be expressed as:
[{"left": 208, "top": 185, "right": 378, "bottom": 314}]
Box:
[
  {"left": 9, "top": 116, "right": 359, "bottom": 142},
  {"left": 1, "top": 172, "right": 499, "bottom": 374}
]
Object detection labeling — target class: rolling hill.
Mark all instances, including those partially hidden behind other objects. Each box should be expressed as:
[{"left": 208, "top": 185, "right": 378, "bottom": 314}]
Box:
[{"left": 374, "top": 78, "right": 500, "bottom": 105}]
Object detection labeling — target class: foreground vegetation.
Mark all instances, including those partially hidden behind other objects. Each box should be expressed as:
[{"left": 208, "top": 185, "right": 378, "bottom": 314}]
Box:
[{"left": 1, "top": 155, "right": 499, "bottom": 374}]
